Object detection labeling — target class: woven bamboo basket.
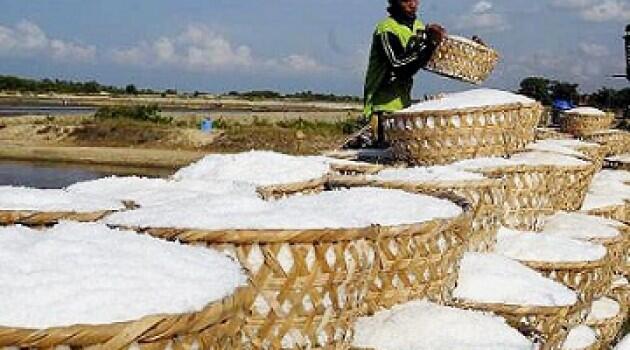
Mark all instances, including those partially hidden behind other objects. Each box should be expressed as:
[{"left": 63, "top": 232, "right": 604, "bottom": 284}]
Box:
[
  {"left": 546, "top": 163, "right": 597, "bottom": 211},
  {"left": 521, "top": 255, "right": 613, "bottom": 322},
  {"left": 424, "top": 35, "right": 499, "bottom": 84},
  {"left": 0, "top": 209, "right": 113, "bottom": 226},
  {"left": 382, "top": 102, "right": 543, "bottom": 166},
  {"left": 331, "top": 175, "right": 504, "bottom": 252},
  {"left": 561, "top": 111, "right": 615, "bottom": 137},
  {"left": 473, "top": 165, "right": 555, "bottom": 231},
  {"left": 452, "top": 300, "right": 579, "bottom": 350},
  {"left": 585, "top": 296, "right": 628, "bottom": 348},
  {"left": 0, "top": 287, "right": 249, "bottom": 349},
  {"left": 584, "top": 130, "right": 630, "bottom": 157},
  {"left": 310, "top": 177, "right": 473, "bottom": 313},
  {"left": 366, "top": 208, "right": 471, "bottom": 314},
  {"left": 136, "top": 225, "right": 377, "bottom": 350}
]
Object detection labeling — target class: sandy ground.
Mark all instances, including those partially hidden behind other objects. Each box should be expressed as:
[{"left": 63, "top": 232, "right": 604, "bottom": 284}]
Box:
[{"left": 0, "top": 113, "right": 353, "bottom": 167}]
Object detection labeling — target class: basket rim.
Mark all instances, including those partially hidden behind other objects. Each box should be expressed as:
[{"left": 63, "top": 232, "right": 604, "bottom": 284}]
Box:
[
  {"left": 385, "top": 101, "right": 542, "bottom": 118},
  {"left": 519, "top": 252, "right": 609, "bottom": 270},
  {"left": 0, "top": 286, "right": 249, "bottom": 348},
  {"left": 452, "top": 298, "right": 572, "bottom": 313},
  {"left": 329, "top": 174, "right": 503, "bottom": 190},
  {"left": 472, "top": 162, "right": 592, "bottom": 174}
]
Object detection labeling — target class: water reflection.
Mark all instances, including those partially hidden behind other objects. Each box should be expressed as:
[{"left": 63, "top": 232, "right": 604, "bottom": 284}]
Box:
[{"left": 0, "top": 161, "right": 172, "bottom": 189}]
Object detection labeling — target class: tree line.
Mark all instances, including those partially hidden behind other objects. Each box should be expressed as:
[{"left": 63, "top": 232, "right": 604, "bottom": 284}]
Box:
[
  {"left": 518, "top": 77, "right": 630, "bottom": 111},
  {"left": 0, "top": 75, "right": 361, "bottom": 102}
]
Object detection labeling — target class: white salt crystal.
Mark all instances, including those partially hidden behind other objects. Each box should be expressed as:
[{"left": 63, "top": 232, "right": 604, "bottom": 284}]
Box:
[
  {"left": 352, "top": 300, "right": 534, "bottom": 350},
  {"left": 400, "top": 89, "right": 535, "bottom": 113},
  {"left": 372, "top": 165, "right": 485, "bottom": 183},
  {"left": 453, "top": 253, "right": 577, "bottom": 307},
  {"left": 543, "top": 212, "right": 622, "bottom": 240},
  {"left": 173, "top": 151, "right": 331, "bottom": 186},
  {"left": 104, "top": 187, "right": 462, "bottom": 230},
  {"left": 66, "top": 176, "right": 258, "bottom": 207},
  {"left": 526, "top": 139, "right": 597, "bottom": 158},
  {"left": 0, "top": 186, "right": 124, "bottom": 212},
  {"left": 562, "top": 326, "right": 597, "bottom": 350},
  {"left": 0, "top": 222, "right": 246, "bottom": 329},
  {"left": 587, "top": 297, "right": 620, "bottom": 321},
  {"left": 496, "top": 227, "right": 606, "bottom": 263},
  {"left": 565, "top": 107, "right": 606, "bottom": 116},
  {"left": 509, "top": 151, "right": 589, "bottom": 166}
]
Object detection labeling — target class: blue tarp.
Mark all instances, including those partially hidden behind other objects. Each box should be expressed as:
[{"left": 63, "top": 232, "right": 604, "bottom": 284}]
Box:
[{"left": 552, "top": 99, "right": 574, "bottom": 111}]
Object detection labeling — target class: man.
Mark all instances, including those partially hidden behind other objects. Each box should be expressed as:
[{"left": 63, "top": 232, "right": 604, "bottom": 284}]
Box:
[{"left": 363, "top": 0, "right": 446, "bottom": 143}]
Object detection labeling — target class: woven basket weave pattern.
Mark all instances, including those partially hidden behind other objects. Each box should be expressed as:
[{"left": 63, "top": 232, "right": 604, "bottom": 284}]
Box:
[
  {"left": 383, "top": 103, "right": 542, "bottom": 166},
  {"left": 142, "top": 227, "right": 377, "bottom": 350},
  {"left": 366, "top": 216, "right": 469, "bottom": 313},
  {"left": 356, "top": 177, "right": 504, "bottom": 253},
  {"left": 0, "top": 287, "right": 248, "bottom": 349},
  {"left": 584, "top": 130, "right": 630, "bottom": 157},
  {"left": 476, "top": 165, "right": 555, "bottom": 231},
  {"left": 424, "top": 36, "right": 499, "bottom": 84},
  {"left": 546, "top": 164, "right": 597, "bottom": 211}
]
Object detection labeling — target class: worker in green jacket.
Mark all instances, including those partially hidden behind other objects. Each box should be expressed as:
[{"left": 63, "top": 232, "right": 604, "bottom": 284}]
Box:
[{"left": 364, "top": 0, "right": 446, "bottom": 144}]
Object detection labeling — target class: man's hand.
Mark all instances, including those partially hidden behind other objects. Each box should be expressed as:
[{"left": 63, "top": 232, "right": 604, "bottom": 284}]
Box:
[
  {"left": 425, "top": 23, "right": 446, "bottom": 46},
  {"left": 472, "top": 35, "right": 486, "bottom": 46}
]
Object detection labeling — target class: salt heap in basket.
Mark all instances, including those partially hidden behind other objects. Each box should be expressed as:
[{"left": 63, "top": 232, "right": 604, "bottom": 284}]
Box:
[
  {"left": 382, "top": 89, "right": 542, "bottom": 166},
  {"left": 0, "top": 222, "right": 247, "bottom": 348},
  {"left": 352, "top": 300, "right": 533, "bottom": 350}
]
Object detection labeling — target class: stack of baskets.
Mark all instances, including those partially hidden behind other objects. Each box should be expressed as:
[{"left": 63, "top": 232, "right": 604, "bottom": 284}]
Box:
[
  {"left": 382, "top": 101, "right": 543, "bottom": 166},
  {"left": 123, "top": 180, "right": 473, "bottom": 349},
  {"left": 561, "top": 108, "right": 615, "bottom": 137},
  {"left": 424, "top": 35, "right": 499, "bottom": 84}
]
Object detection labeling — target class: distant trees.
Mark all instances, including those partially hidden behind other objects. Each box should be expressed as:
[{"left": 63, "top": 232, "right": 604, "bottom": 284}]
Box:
[
  {"left": 518, "top": 77, "right": 552, "bottom": 105},
  {"left": 0, "top": 75, "right": 124, "bottom": 94},
  {"left": 518, "top": 76, "right": 629, "bottom": 112},
  {"left": 125, "top": 84, "right": 138, "bottom": 95},
  {"left": 518, "top": 77, "right": 580, "bottom": 105}
]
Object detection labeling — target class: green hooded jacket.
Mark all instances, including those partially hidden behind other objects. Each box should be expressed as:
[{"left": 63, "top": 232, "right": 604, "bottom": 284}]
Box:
[{"left": 364, "top": 17, "right": 425, "bottom": 117}]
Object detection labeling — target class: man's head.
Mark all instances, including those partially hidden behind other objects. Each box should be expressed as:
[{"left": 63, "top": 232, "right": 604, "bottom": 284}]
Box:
[{"left": 388, "top": 0, "right": 419, "bottom": 18}]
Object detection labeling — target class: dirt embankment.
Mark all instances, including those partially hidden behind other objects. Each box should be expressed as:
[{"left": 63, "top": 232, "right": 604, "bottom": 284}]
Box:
[{"left": 0, "top": 114, "right": 359, "bottom": 168}]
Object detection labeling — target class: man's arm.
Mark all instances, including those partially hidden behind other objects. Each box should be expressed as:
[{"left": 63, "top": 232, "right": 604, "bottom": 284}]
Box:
[{"left": 377, "top": 31, "right": 436, "bottom": 81}]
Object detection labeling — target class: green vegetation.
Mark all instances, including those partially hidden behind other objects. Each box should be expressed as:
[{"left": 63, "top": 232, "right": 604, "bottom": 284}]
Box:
[
  {"left": 518, "top": 76, "right": 630, "bottom": 113},
  {"left": 226, "top": 90, "right": 361, "bottom": 103},
  {"left": 94, "top": 105, "right": 173, "bottom": 124},
  {"left": 213, "top": 116, "right": 362, "bottom": 136}
]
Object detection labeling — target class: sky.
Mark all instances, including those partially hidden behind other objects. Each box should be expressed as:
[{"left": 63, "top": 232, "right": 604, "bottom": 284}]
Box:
[{"left": 0, "top": 0, "right": 628, "bottom": 96}]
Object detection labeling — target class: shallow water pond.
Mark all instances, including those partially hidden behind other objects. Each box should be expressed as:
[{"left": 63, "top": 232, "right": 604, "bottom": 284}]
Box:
[{"left": 0, "top": 160, "right": 171, "bottom": 188}]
